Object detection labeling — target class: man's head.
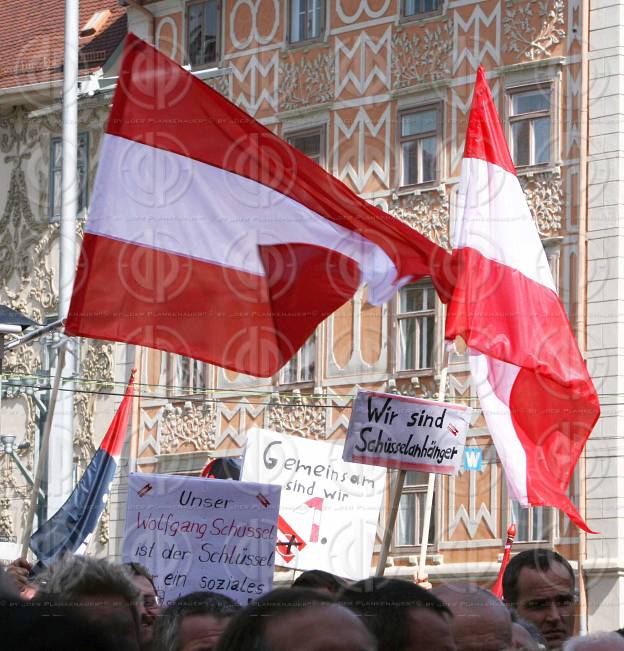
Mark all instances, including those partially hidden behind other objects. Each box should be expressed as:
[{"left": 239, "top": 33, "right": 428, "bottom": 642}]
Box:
[
  {"left": 343, "top": 576, "right": 455, "bottom": 651},
  {"left": 122, "top": 563, "right": 161, "bottom": 650},
  {"left": 563, "top": 632, "right": 624, "bottom": 651},
  {"left": 432, "top": 583, "right": 512, "bottom": 651},
  {"left": 37, "top": 556, "right": 141, "bottom": 651},
  {"left": 153, "top": 591, "right": 241, "bottom": 651},
  {"left": 509, "top": 608, "right": 547, "bottom": 649},
  {"left": 215, "top": 587, "right": 377, "bottom": 651},
  {"left": 5, "top": 601, "right": 120, "bottom": 651},
  {"left": 512, "top": 622, "right": 542, "bottom": 650},
  {"left": 503, "top": 549, "right": 576, "bottom": 649},
  {"left": 292, "top": 569, "right": 349, "bottom": 598}
]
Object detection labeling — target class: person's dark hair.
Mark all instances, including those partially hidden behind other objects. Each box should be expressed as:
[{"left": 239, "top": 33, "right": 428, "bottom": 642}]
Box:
[
  {"left": 502, "top": 549, "right": 575, "bottom": 606},
  {"left": 35, "top": 555, "right": 141, "bottom": 631},
  {"left": 153, "top": 591, "right": 240, "bottom": 651},
  {"left": 215, "top": 587, "right": 335, "bottom": 651},
  {"left": 341, "top": 577, "right": 451, "bottom": 651},
  {"left": 3, "top": 600, "right": 121, "bottom": 651},
  {"left": 292, "top": 570, "right": 348, "bottom": 596}
]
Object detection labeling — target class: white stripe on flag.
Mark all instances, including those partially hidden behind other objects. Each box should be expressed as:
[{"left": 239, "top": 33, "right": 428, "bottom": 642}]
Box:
[
  {"left": 87, "top": 135, "right": 401, "bottom": 304},
  {"left": 453, "top": 158, "right": 555, "bottom": 293},
  {"left": 469, "top": 351, "right": 528, "bottom": 505}
]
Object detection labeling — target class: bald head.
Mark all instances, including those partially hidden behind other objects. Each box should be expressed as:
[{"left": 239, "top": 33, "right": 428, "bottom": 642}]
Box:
[
  {"left": 564, "top": 633, "right": 624, "bottom": 651},
  {"left": 432, "top": 584, "right": 512, "bottom": 651}
]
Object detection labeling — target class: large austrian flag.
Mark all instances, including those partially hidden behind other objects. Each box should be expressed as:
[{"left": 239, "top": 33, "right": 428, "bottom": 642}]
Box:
[
  {"left": 445, "top": 67, "right": 600, "bottom": 532},
  {"left": 65, "top": 35, "right": 449, "bottom": 377}
]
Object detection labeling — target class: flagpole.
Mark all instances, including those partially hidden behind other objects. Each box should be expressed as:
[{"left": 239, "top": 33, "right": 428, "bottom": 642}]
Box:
[
  {"left": 20, "top": 343, "right": 66, "bottom": 559},
  {"left": 417, "top": 348, "right": 450, "bottom": 580},
  {"left": 491, "top": 521, "right": 517, "bottom": 598},
  {"left": 375, "top": 468, "right": 406, "bottom": 577},
  {"left": 48, "top": 0, "right": 79, "bottom": 519}
]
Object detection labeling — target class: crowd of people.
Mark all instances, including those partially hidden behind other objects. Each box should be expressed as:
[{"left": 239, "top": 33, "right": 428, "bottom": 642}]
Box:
[{"left": 1, "top": 548, "right": 623, "bottom": 650}]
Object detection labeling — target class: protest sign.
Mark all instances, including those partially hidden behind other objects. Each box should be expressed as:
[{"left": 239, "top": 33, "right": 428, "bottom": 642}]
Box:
[
  {"left": 122, "top": 472, "right": 280, "bottom": 606},
  {"left": 241, "top": 428, "right": 385, "bottom": 581},
  {"left": 343, "top": 391, "right": 472, "bottom": 475}
]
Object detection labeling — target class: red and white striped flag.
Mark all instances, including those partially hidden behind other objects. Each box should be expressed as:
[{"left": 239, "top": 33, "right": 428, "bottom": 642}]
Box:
[
  {"left": 65, "top": 35, "right": 450, "bottom": 377},
  {"left": 445, "top": 67, "right": 600, "bottom": 531}
]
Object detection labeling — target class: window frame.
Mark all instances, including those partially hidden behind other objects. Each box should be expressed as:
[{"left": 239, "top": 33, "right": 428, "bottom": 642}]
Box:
[
  {"left": 49, "top": 132, "right": 89, "bottom": 223},
  {"left": 391, "top": 470, "right": 437, "bottom": 553},
  {"left": 506, "top": 83, "right": 554, "bottom": 171},
  {"left": 186, "top": 0, "right": 221, "bottom": 70},
  {"left": 395, "top": 280, "right": 436, "bottom": 374},
  {"left": 285, "top": 125, "right": 327, "bottom": 170},
  {"left": 168, "top": 354, "right": 208, "bottom": 397},
  {"left": 398, "top": 103, "right": 443, "bottom": 189},
  {"left": 400, "top": 0, "right": 443, "bottom": 22},
  {"left": 287, "top": 0, "right": 326, "bottom": 46},
  {"left": 510, "top": 501, "right": 553, "bottom": 545},
  {"left": 279, "top": 333, "right": 316, "bottom": 386}
]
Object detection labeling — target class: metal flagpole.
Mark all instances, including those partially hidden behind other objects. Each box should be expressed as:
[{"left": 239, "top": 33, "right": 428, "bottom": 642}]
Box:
[
  {"left": 48, "top": 0, "right": 79, "bottom": 519},
  {"left": 21, "top": 344, "right": 67, "bottom": 559},
  {"left": 417, "top": 348, "right": 450, "bottom": 580}
]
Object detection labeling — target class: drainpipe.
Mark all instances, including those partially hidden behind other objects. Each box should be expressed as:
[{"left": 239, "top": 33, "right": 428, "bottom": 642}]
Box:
[{"left": 577, "top": 0, "right": 590, "bottom": 636}]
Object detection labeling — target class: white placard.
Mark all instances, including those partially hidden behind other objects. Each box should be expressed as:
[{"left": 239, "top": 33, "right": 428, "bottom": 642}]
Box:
[
  {"left": 241, "top": 428, "right": 385, "bottom": 581},
  {"left": 122, "top": 473, "right": 280, "bottom": 606},
  {"left": 343, "top": 391, "right": 472, "bottom": 475}
]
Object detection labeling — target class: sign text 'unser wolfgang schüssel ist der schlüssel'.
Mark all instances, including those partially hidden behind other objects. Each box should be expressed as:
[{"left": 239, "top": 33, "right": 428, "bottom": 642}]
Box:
[{"left": 121, "top": 472, "right": 280, "bottom": 606}]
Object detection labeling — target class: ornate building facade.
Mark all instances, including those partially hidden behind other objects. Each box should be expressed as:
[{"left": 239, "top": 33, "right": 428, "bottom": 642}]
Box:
[
  {"left": 0, "top": 0, "right": 129, "bottom": 560},
  {"left": 0, "top": 0, "right": 621, "bottom": 632}
]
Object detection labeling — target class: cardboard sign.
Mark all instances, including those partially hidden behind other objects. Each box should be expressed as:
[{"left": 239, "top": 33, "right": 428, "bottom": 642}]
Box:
[
  {"left": 241, "top": 428, "right": 385, "bottom": 581},
  {"left": 343, "top": 391, "right": 472, "bottom": 475},
  {"left": 122, "top": 473, "right": 280, "bottom": 606}
]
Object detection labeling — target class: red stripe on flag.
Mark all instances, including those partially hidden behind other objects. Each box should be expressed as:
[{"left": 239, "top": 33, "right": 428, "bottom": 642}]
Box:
[
  {"left": 463, "top": 67, "right": 516, "bottom": 176},
  {"left": 99, "top": 370, "right": 135, "bottom": 458},
  {"left": 66, "top": 233, "right": 360, "bottom": 377},
  {"left": 446, "top": 247, "right": 594, "bottom": 389},
  {"left": 512, "top": 367, "right": 599, "bottom": 532}
]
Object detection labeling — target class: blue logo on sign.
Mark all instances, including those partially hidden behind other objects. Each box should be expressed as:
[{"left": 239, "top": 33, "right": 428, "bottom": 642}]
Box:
[{"left": 463, "top": 447, "right": 482, "bottom": 471}]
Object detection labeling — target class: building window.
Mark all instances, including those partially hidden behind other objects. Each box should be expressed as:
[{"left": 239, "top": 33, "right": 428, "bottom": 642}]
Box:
[
  {"left": 173, "top": 356, "right": 206, "bottom": 395},
  {"left": 281, "top": 336, "right": 315, "bottom": 384},
  {"left": 287, "top": 127, "right": 325, "bottom": 168},
  {"left": 395, "top": 471, "right": 435, "bottom": 547},
  {"left": 399, "top": 107, "right": 440, "bottom": 186},
  {"left": 512, "top": 502, "right": 551, "bottom": 543},
  {"left": 49, "top": 133, "right": 89, "bottom": 222},
  {"left": 509, "top": 86, "right": 552, "bottom": 168},
  {"left": 290, "top": 0, "right": 323, "bottom": 43},
  {"left": 396, "top": 282, "right": 435, "bottom": 371},
  {"left": 187, "top": 0, "right": 219, "bottom": 67},
  {"left": 402, "top": 0, "right": 441, "bottom": 18}
]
